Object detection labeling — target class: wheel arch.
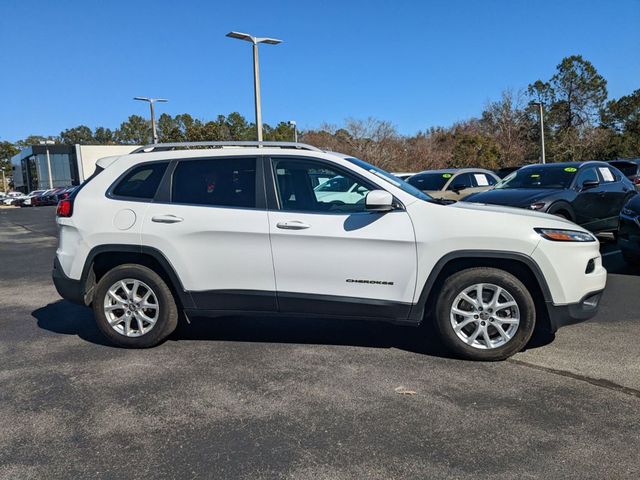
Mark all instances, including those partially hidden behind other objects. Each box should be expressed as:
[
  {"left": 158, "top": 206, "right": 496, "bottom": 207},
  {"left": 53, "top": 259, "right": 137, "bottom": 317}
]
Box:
[
  {"left": 409, "top": 251, "right": 553, "bottom": 332},
  {"left": 80, "top": 244, "right": 194, "bottom": 309},
  {"left": 546, "top": 200, "right": 575, "bottom": 221}
]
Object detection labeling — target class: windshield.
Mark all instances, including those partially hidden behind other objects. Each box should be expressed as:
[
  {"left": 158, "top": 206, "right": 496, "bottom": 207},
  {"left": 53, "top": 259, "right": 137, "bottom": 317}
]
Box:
[
  {"left": 407, "top": 172, "right": 451, "bottom": 191},
  {"left": 346, "top": 157, "right": 431, "bottom": 201},
  {"left": 496, "top": 165, "right": 577, "bottom": 189}
]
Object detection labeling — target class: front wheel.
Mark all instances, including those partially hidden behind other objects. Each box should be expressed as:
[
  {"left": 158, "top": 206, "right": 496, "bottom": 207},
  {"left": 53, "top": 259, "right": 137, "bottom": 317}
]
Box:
[
  {"left": 434, "top": 267, "right": 536, "bottom": 361},
  {"left": 93, "top": 264, "right": 178, "bottom": 348}
]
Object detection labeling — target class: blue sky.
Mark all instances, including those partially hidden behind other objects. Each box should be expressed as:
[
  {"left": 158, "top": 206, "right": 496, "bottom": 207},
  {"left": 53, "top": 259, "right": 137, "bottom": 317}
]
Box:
[{"left": 1, "top": 0, "right": 639, "bottom": 141}]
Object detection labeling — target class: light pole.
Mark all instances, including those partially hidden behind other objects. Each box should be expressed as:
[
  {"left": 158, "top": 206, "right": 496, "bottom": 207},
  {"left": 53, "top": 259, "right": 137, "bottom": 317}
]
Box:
[
  {"left": 288, "top": 120, "right": 298, "bottom": 142},
  {"left": 226, "top": 31, "right": 282, "bottom": 142},
  {"left": 39, "top": 140, "right": 55, "bottom": 189},
  {"left": 134, "top": 97, "right": 168, "bottom": 144},
  {"left": 531, "top": 102, "right": 546, "bottom": 164}
]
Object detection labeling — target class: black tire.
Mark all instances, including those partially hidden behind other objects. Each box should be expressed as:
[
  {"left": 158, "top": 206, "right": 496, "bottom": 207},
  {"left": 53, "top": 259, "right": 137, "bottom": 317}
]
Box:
[
  {"left": 433, "top": 267, "right": 536, "bottom": 361},
  {"left": 92, "top": 264, "right": 178, "bottom": 348},
  {"left": 622, "top": 250, "right": 640, "bottom": 266}
]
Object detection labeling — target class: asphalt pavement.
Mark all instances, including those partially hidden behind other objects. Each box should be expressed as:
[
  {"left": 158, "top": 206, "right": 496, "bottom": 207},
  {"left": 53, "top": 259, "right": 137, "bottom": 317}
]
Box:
[{"left": 1, "top": 206, "right": 639, "bottom": 479}]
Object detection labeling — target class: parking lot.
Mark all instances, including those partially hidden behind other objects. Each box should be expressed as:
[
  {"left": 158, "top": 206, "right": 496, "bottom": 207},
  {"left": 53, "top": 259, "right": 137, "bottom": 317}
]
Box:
[{"left": 1, "top": 206, "right": 639, "bottom": 479}]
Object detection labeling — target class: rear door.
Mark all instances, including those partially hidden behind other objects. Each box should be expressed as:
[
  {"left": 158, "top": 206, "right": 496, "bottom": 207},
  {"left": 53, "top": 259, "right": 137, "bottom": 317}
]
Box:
[
  {"left": 597, "top": 165, "right": 633, "bottom": 229},
  {"left": 142, "top": 156, "right": 277, "bottom": 312},
  {"left": 266, "top": 156, "right": 417, "bottom": 320}
]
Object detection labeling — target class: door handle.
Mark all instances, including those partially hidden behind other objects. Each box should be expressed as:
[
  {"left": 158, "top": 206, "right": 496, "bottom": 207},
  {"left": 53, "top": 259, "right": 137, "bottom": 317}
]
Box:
[
  {"left": 276, "top": 220, "right": 311, "bottom": 230},
  {"left": 152, "top": 214, "right": 184, "bottom": 224}
]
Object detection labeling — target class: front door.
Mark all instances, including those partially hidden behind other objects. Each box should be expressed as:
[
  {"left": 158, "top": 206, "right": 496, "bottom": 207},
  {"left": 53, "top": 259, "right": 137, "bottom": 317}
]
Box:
[{"left": 266, "top": 156, "right": 417, "bottom": 320}]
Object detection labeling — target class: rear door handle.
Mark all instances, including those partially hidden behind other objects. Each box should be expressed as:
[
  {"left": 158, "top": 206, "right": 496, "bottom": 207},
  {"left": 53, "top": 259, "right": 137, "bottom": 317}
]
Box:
[
  {"left": 152, "top": 214, "right": 184, "bottom": 224},
  {"left": 276, "top": 220, "right": 311, "bottom": 230}
]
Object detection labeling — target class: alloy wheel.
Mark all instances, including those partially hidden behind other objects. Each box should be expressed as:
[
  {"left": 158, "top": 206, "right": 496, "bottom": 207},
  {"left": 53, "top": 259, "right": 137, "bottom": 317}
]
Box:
[
  {"left": 103, "top": 278, "right": 159, "bottom": 337},
  {"left": 449, "top": 283, "right": 520, "bottom": 349}
]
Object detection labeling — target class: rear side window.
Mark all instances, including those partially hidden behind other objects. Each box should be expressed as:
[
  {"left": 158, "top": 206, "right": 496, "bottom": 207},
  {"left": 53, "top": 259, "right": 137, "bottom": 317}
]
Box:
[
  {"left": 597, "top": 166, "right": 617, "bottom": 183},
  {"left": 112, "top": 162, "right": 168, "bottom": 200},
  {"left": 472, "top": 173, "right": 497, "bottom": 186},
  {"left": 171, "top": 157, "right": 256, "bottom": 208}
]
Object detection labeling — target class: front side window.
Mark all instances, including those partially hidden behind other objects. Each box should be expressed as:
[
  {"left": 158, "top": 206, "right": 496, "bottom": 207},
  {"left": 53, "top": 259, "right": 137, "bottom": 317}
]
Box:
[
  {"left": 273, "top": 158, "right": 373, "bottom": 213},
  {"left": 112, "top": 162, "right": 168, "bottom": 199},
  {"left": 172, "top": 157, "right": 256, "bottom": 208},
  {"left": 447, "top": 173, "right": 473, "bottom": 190},
  {"left": 575, "top": 167, "right": 599, "bottom": 186},
  {"left": 345, "top": 157, "right": 431, "bottom": 201},
  {"left": 315, "top": 176, "right": 354, "bottom": 193}
]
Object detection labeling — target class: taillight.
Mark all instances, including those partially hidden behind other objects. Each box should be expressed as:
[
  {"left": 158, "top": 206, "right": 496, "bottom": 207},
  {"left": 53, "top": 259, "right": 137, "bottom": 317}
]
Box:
[
  {"left": 634, "top": 177, "right": 640, "bottom": 185},
  {"left": 56, "top": 199, "right": 72, "bottom": 217}
]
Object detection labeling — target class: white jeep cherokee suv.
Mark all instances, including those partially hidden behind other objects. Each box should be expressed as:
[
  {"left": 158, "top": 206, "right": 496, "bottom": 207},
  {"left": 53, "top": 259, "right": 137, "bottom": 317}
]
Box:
[{"left": 53, "top": 142, "right": 607, "bottom": 360}]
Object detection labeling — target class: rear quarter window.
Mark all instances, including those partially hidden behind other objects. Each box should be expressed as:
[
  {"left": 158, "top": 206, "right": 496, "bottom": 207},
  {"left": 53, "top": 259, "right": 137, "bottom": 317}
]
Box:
[{"left": 111, "top": 162, "right": 169, "bottom": 200}]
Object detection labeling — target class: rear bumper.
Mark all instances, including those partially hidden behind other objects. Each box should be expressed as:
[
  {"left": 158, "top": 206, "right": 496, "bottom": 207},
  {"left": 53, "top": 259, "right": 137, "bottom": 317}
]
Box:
[
  {"left": 52, "top": 257, "right": 85, "bottom": 305},
  {"left": 546, "top": 289, "right": 603, "bottom": 332}
]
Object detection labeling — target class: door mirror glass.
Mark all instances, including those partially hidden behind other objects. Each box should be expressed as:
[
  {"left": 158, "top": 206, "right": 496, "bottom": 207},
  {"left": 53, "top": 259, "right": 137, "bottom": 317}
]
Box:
[
  {"left": 581, "top": 179, "right": 600, "bottom": 190},
  {"left": 365, "top": 190, "right": 394, "bottom": 212}
]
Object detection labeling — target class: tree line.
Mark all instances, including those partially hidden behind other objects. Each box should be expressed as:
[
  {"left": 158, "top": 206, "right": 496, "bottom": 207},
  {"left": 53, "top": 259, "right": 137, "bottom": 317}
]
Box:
[{"left": 1, "top": 55, "right": 639, "bottom": 182}]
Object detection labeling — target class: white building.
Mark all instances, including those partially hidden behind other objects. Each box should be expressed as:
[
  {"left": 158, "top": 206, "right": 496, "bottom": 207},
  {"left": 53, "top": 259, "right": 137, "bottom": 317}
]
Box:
[{"left": 11, "top": 144, "right": 140, "bottom": 192}]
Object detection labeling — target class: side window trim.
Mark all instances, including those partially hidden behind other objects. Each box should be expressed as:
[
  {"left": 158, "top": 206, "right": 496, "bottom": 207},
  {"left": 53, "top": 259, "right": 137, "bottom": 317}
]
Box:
[{"left": 107, "top": 160, "right": 170, "bottom": 203}]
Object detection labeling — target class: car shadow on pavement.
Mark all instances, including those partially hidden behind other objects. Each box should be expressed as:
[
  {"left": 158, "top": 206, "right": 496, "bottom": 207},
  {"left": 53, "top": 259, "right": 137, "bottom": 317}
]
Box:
[
  {"left": 34, "top": 300, "right": 553, "bottom": 357},
  {"left": 169, "top": 314, "right": 554, "bottom": 356},
  {"left": 172, "top": 314, "right": 459, "bottom": 357},
  {"left": 32, "top": 300, "right": 113, "bottom": 347}
]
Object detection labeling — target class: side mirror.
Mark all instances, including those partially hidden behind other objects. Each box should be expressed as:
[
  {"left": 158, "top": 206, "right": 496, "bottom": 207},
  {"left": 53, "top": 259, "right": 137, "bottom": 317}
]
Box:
[
  {"left": 581, "top": 179, "right": 600, "bottom": 190},
  {"left": 451, "top": 183, "right": 468, "bottom": 193},
  {"left": 365, "top": 190, "right": 395, "bottom": 212}
]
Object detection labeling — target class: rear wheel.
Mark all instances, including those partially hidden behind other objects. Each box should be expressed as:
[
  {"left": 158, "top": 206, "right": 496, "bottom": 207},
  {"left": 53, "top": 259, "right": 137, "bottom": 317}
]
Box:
[
  {"left": 433, "top": 267, "right": 536, "bottom": 361},
  {"left": 93, "top": 264, "right": 178, "bottom": 348}
]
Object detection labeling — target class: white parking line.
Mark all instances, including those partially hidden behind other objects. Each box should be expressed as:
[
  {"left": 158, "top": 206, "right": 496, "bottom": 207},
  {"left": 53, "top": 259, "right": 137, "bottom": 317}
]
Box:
[{"left": 602, "top": 250, "right": 622, "bottom": 257}]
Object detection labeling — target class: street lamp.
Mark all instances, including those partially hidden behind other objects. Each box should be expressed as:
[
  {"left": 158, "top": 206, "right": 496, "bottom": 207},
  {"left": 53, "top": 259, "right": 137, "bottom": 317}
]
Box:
[
  {"left": 288, "top": 120, "right": 298, "bottom": 143},
  {"left": 530, "top": 102, "right": 546, "bottom": 164},
  {"left": 133, "top": 97, "right": 168, "bottom": 144},
  {"left": 39, "top": 140, "right": 55, "bottom": 189},
  {"left": 226, "top": 31, "right": 282, "bottom": 142},
  {"left": 1, "top": 160, "right": 7, "bottom": 192}
]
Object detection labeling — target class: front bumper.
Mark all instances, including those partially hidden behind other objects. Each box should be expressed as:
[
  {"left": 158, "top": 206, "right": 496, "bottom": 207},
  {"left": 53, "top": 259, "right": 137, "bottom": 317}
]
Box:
[
  {"left": 52, "top": 257, "right": 85, "bottom": 305},
  {"left": 546, "top": 289, "right": 603, "bottom": 332}
]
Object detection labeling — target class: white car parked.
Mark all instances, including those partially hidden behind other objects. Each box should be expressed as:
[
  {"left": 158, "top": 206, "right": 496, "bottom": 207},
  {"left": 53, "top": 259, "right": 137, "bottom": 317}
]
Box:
[{"left": 53, "top": 142, "right": 606, "bottom": 360}]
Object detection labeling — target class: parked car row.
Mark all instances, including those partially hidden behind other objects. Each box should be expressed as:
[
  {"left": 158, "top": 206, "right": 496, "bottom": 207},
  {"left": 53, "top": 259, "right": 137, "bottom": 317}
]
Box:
[{"left": 2, "top": 186, "right": 77, "bottom": 207}]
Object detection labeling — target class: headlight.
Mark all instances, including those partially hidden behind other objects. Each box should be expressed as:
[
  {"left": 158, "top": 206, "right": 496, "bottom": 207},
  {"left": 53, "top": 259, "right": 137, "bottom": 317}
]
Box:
[
  {"left": 622, "top": 207, "right": 636, "bottom": 217},
  {"left": 535, "top": 228, "right": 596, "bottom": 242},
  {"left": 529, "top": 202, "right": 546, "bottom": 210}
]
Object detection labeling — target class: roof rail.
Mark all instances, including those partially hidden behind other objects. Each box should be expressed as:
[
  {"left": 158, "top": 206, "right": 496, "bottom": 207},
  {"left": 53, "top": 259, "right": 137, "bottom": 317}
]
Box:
[{"left": 131, "top": 141, "right": 322, "bottom": 154}]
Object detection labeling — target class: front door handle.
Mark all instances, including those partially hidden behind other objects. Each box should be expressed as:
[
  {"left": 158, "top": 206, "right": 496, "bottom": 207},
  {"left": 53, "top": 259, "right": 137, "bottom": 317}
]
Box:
[
  {"left": 276, "top": 220, "right": 311, "bottom": 230},
  {"left": 152, "top": 214, "right": 184, "bottom": 224}
]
